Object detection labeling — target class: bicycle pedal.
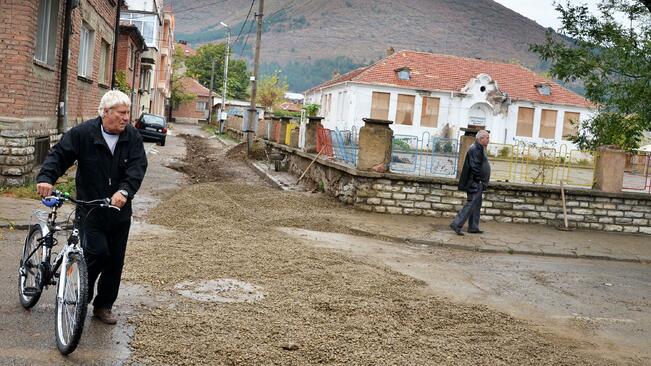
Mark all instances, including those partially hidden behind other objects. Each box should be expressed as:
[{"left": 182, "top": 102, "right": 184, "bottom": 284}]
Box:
[{"left": 22, "top": 287, "right": 40, "bottom": 297}]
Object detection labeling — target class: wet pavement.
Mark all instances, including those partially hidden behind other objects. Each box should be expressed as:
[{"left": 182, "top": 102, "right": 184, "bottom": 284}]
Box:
[
  {"left": 0, "top": 123, "right": 192, "bottom": 364},
  {"left": 282, "top": 228, "right": 651, "bottom": 364}
]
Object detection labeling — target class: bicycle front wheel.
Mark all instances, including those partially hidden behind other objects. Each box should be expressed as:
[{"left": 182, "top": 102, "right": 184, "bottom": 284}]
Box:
[
  {"left": 18, "top": 225, "right": 43, "bottom": 309},
  {"left": 55, "top": 252, "right": 89, "bottom": 355}
]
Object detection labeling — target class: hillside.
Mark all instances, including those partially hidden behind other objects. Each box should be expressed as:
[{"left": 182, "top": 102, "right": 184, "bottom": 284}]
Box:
[{"left": 172, "top": 0, "right": 565, "bottom": 92}]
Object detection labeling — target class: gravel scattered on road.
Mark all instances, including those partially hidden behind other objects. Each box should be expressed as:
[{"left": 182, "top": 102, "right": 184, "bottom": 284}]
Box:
[{"left": 124, "top": 134, "right": 614, "bottom": 365}]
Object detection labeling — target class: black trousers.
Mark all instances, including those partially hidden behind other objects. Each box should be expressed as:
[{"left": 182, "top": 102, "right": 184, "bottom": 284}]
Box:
[
  {"left": 451, "top": 185, "right": 483, "bottom": 232},
  {"left": 81, "top": 213, "right": 131, "bottom": 309}
]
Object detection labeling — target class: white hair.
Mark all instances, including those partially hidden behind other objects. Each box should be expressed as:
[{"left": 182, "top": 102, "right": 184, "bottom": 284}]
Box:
[
  {"left": 476, "top": 130, "right": 490, "bottom": 141},
  {"left": 98, "top": 90, "right": 131, "bottom": 117}
]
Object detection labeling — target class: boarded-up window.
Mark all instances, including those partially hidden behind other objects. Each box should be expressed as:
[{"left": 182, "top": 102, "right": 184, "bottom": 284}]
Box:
[
  {"left": 516, "top": 107, "right": 534, "bottom": 137},
  {"left": 34, "top": 136, "right": 50, "bottom": 166},
  {"left": 370, "top": 92, "right": 390, "bottom": 120},
  {"left": 396, "top": 94, "right": 415, "bottom": 125},
  {"left": 563, "top": 112, "right": 580, "bottom": 139},
  {"left": 420, "top": 97, "right": 440, "bottom": 128},
  {"left": 539, "top": 109, "right": 557, "bottom": 139}
]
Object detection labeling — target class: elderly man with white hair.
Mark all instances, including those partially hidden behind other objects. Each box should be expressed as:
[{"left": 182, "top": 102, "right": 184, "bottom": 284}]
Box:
[
  {"left": 36, "top": 90, "right": 148, "bottom": 324},
  {"left": 450, "top": 130, "right": 491, "bottom": 235}
]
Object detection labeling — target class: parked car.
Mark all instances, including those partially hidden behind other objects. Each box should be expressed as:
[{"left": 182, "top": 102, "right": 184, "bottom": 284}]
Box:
[{"left": 134, "top": 113, "right": 167, "bottom": 146}]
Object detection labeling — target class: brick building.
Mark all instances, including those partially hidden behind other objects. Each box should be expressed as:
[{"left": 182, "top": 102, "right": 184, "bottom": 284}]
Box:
[
  {"left": 115, "top": 23, "right": 146, "bottom": 118},
  {"left": 0, "top": 0, "right": 120, "bottom": 185},
  {"left": 173, "top": 77, "right": 212, "bottom": 124}
]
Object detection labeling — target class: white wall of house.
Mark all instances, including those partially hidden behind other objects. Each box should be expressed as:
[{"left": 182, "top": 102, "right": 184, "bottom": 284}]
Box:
[{"left": 306, "top": 78, "right": 594, "bottom": 150}]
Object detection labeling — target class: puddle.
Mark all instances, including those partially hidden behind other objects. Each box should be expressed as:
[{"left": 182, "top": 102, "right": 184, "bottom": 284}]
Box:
[{"left": 174, "top": 279, "right": 265, "bottom": 303}]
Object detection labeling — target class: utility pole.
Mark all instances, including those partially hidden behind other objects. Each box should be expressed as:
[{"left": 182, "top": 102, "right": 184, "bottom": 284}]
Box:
[
  {"left": 208, "top": 58, "right": 216, "bottom": 124},
  {"left": 247, "top": 0, "right": 264, "bottom": 156},
  {"left": 220, "top": 22, "right": 230, "bottom": 134}
]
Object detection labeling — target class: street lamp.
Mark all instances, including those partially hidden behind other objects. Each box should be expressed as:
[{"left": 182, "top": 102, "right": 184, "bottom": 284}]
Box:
[{"left": 219, "top": 22, "right": 230, "bottom": 133}]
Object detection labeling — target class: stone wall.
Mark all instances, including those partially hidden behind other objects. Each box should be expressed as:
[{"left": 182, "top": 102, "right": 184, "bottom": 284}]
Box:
[{"left": 275, "top": 143, "right": 651, "bottom": 235}]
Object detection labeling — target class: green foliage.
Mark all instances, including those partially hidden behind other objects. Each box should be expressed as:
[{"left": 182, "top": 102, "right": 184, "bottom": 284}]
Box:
[
  {"left": 258, "top": 73, "right": 288, "bottom": 109},
  {"left": 302, "top": 103, "right": 320, "bottom": 117},
  {"left": 530, "top": 0, "right": 651, "bottom": 148},
  {"left": 260, "top": 57, "right": 365, "bottom": 92},
  {"left": 0, "top": 179, "right": 76, "bottom": 200},
  {"left": 498, "top": 146, "right": 511, "bottom": 159},
  {"left": 185, "top": 43, "right": 250, "bottom": 100},
  {"left": 569, "top": 112, "right": 645, "bottom": 151},
  {"left": 114, "top": 71, "right": 130, "bottom": 95},
  {"left": 272, "top": 109, "right": 301, "bottom": 118},
  {"left": 171, "top": 48, "right": 196, "bottom": 109}
]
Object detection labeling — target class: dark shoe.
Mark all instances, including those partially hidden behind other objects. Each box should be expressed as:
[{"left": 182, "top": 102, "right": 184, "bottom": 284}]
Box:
[
  {"left": 449, "top": 223, "right": 464, "bottom": 236},
  {"left": 93, "top": 307, "right": 117, "bottom": 325},
  {"left": 468, "top": 229, "right": 484, "bottom": 234}
]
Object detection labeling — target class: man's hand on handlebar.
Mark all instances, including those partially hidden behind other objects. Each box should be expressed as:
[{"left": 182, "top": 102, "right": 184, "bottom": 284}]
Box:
[
  {"left": 110, "top": 191, "right": 127, "bottom": 209},
  {"left": 37, "top": 182, "right": 54, "bottom": 198}
]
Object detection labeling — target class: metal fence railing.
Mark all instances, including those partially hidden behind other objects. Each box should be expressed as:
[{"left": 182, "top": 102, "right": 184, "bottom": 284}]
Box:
[
  {"left": 390, "top": 133, "right": 459, "bottom": 177},
  {"left": 623, "top": 151, "right": 651, "bottom": 193},
  {"left": 316, "top": 127, "right": 358, "bottom": 166}
]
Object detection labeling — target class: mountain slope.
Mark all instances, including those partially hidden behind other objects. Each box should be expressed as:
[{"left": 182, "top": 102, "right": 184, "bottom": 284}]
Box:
[{"left": 172, "top": 0, "right": 563, "bottom": 91}]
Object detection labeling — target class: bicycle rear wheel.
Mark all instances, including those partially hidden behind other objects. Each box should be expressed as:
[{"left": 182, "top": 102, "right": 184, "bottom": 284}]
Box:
[
  {"left": 55, "top": 252, "right": 89, "bottom": 355},
  {"left": 18, "top": 225, "right": 44, "bottom": 309}
]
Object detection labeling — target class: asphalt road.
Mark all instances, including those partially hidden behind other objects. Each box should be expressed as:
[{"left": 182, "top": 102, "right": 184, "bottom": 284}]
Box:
[
  {"left": 0, "top": 124, "right": 190, "bottom": 365},
  {"left": 284, "top": 228, "right": 651, "bottom": 364}
]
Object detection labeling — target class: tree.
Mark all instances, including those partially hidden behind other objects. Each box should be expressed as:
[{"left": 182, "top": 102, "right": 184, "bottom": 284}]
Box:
[
  {"left": 530, "top": 0, "right": 651, "bottom": 150},
  {"left": 185, "top": 43, "right": 250, "bottom": 100},
  {"left": 170, "top": 47, "right": 195, "bottom": 109},
  {"left": 257, "top": 73, "right": 288, "bottom": 110}
]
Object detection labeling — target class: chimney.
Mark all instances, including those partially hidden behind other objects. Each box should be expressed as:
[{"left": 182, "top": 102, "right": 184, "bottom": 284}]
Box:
[
  {"left": 386, "top": 47, "right": 395, "bottom": 57},
  {"left": 332, "top": 70, "right": 340, "bottom": 78}
]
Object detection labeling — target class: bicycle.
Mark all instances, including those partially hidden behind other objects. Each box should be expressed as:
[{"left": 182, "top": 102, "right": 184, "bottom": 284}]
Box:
[{"left": 17, "top": 190, "right": 119, "bottom": 355}]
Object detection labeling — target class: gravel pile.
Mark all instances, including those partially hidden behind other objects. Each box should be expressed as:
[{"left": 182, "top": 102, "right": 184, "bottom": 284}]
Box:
[{"left": 123, "top": 136, "right": 613, "bottom": 365}]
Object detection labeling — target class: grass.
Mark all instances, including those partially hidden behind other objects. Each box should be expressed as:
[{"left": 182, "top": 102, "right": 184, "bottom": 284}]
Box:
[{"left": 0, "top": 179, "right": 76, "bottom": 200}]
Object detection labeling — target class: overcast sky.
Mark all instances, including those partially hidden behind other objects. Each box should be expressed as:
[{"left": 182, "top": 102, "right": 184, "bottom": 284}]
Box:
[{"left": 493, "top": 0, "right": 601, "bottom": 30}]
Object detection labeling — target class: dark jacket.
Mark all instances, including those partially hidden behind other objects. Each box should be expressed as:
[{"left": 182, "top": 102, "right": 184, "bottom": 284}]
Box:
[
  {"left": 37, "top": 117, "right": 148, "bottom": 221},
  {"left": 458, "top": 142, "right": 491, "bottom": 192}
]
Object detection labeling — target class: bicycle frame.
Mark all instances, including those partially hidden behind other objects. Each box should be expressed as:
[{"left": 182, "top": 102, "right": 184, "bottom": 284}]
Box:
[{"left": 21, "top": 201, "right": 83, "bottom": 292}]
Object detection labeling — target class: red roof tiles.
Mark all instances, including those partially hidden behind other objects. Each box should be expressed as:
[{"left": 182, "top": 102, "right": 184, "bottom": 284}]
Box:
[
  {"left": 178, "top": 77, "right": 212, "bottom": 97},
  {"left": 310, "top": 51, "right": 592, "bottom": 108}
]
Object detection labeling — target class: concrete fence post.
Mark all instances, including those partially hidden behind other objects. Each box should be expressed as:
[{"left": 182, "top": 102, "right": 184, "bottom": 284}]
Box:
[
  {"left": 279, "top": 116, "right": 291, "bottom": 145},
  {"left": 304, "top": 116, "right": 324, "bottom": 153},
  {"left": 593, "top": 145, "right": 626, "bottom": 193},
  {"left": 357, "top": 118, "right": 393, "bottom": 171}
]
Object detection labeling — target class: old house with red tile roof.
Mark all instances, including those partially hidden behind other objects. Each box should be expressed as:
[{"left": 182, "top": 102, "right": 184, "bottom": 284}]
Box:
[
  {"left": 172, "top": 77, "right": 214, "bottom": 124},
  {"left": 305, "top": 50, "right": 595, "bottom": 146}
]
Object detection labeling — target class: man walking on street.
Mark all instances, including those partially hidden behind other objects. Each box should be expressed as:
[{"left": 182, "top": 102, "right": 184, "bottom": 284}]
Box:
[
  {"left": 450, "top": 130, "right": 491, "bottom": 236},
  {"left": 36, "top": 90, "right": 148, "bottom": 324}
]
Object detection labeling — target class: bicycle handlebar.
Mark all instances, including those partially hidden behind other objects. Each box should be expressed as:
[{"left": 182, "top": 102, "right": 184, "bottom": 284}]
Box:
[{"left": 43, "top": 190, "right": 120, "bottom": 211}]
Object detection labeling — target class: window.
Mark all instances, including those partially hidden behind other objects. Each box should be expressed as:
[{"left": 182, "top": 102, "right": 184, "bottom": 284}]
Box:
[
  {"left": 98, "top": 40, "right": 111, "bottom": 85},
  {"left": 120, "top": 13, "right": 158, "bottom": 48},
  {"left": 34, "top": 0, "right": 59, "bottom": 65},
  {"left": 516, "top": 107, "right": 534, "bottom": 137},
  {"left": 563, "top": 112, "right": 580, "bottom": 139},
  {"left": 396, "top": 94, "right": 415, "bottom": 125},
  {"left": 370, "top": 92, "right": 390, "bottom": 120},
  {"left": 34, "top": 136, "right": 50, "bottom": 166},
  {"left": 397, "top": 70, "right": 410, "bottom": 80},
  {"left": 539, "top": 109, "right": 557, "bottom": 139},
  {"left": 196, "top": 101, "right": 207, "bottom": 111},
  {"left": 78, "top": 23, "right": 95, "bottom": 78},
  {"left": 420, "top": 96, "right": 440, "bottom": 128}
]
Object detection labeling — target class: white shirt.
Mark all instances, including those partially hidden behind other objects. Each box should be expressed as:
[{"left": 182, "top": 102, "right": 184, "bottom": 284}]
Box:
[{"left": 101, "top": 126, "right": 119, "bottom": 155}]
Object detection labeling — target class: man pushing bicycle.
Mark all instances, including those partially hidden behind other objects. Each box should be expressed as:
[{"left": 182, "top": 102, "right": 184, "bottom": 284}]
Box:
[{"left": 36, "top": 90, "right": 147, "bottom": 325}]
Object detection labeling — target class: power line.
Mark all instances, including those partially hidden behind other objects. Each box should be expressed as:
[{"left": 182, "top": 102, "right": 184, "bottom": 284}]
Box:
[
  {"left": 233, "top": 0, "right": 256, "bottom": 45},
  {"left": 239, "top": 20, "right": 256, "bottom": 57}
]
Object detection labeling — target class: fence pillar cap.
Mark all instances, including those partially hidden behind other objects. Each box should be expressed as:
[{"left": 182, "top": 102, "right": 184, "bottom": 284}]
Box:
[
  {"left": 307, "top": 116, "right": 325, "bottom": 122},
  {"left": 362, "top": 118, "right": 393, "bottom": 125}
]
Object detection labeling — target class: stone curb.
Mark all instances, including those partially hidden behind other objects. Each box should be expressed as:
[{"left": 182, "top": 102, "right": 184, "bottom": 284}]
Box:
[{"left": 347, "top": 228, "right": 649, "bottom": 264}]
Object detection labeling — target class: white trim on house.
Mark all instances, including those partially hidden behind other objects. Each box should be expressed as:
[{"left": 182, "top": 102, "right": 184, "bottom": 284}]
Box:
[{"left": 306, "top": 77, "right": 594, "bottom": 148}]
